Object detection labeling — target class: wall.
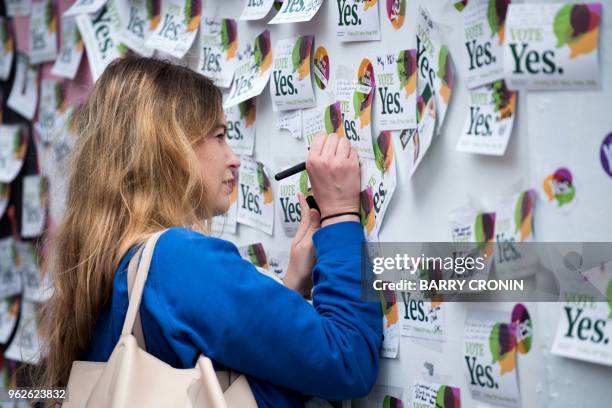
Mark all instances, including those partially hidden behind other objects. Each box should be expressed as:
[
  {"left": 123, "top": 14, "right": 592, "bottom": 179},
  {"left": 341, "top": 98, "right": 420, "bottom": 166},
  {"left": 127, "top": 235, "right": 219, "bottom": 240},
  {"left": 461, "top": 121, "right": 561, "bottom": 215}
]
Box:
[
  {"left": 11, "top": 0, "right": 612, "bottom": 405},
  {"left": 204, "top": 0, "right": 612, "bottom": 406}
]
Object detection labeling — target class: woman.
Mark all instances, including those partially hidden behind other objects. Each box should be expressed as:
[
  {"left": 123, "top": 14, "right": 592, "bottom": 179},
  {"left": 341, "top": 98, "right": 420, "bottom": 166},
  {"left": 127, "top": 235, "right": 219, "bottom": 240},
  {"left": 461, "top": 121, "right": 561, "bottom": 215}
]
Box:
[{"left": 39, "top": 57, "right": 381, "bottom": 407}]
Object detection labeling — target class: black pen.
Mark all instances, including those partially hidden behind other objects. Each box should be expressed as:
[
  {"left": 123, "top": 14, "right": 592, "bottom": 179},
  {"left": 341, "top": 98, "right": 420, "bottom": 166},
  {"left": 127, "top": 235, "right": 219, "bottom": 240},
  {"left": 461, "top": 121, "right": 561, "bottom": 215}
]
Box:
[
  {"left": 274, "top": 161, "right": 306, "bottom": 181},
  {"left": 274, "top": 162, "right": 319, "bottom": 211}
]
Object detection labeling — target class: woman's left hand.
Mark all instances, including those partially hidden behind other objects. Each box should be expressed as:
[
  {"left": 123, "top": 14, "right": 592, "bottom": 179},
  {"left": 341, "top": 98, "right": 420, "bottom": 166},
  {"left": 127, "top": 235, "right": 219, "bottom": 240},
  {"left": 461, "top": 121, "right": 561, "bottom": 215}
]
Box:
[{"left": 283, "top": 192, "right": 321, "bottom": 297}]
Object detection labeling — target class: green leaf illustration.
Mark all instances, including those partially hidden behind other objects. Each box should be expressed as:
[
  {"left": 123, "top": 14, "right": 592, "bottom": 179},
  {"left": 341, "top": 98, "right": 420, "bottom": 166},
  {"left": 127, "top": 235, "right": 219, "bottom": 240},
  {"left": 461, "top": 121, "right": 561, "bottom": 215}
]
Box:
[{"left": 553, "top": 4, "right": 573, "bottom": 47}]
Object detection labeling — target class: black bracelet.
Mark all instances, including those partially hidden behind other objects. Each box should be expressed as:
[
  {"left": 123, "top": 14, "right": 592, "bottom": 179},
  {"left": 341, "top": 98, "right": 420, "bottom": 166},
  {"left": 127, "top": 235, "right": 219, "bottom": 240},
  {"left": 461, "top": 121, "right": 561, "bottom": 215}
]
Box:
[{"left": 320, "top": 211, "right": 361, "bottom": 223}]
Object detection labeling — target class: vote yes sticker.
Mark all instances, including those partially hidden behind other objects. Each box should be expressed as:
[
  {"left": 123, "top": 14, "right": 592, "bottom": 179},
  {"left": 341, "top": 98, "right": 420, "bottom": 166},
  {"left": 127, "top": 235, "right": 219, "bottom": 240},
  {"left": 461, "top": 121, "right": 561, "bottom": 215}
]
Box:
[
  {"left": 386, "top": 0, "right": 406, "bottom": 29},
  {"left": 237, "top": 157, "right": 274, "bottom": 235},
  {"left": 302, "top": 101, "right": 344, "bottom": 146},
  {"left": 270, "top": 35, "right": 316, "bottom": 111},
  {"left": 313, "top": 46, "right": 330, "bottom": 90},
  {"left": 542, "top": 167, "right": 576, "bottom": 209},
  {"left": 374, "top": 49, "right": 417, "bottom": 131},
  {"left": 277, "top": 170, "right": 309, "bottom": 237},
  {"left": 335, "top": 0, "right": 381, "bottom": 42},
  {"left": 0, "top": 183, "right": 9, "bottom": 219},
  {"left": 600, "top": 132, "right": 612, "bottom": 178},
  {"left": 224, "top": 98, "right": 256, "bottom": 156},
  {"left": 355, "top": 58, "right": 376, "bottom": 128}
]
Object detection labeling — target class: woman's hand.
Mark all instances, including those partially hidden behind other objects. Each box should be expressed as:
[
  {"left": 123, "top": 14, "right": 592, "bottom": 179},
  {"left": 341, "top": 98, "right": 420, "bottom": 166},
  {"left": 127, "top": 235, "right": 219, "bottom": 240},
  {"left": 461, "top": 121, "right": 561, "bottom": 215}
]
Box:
[
  {"left": 306, "top": 132, "right": 361, "bottom": 227},
  {"left": 283, "top": 192, "right": 321, "bottom": 297}
]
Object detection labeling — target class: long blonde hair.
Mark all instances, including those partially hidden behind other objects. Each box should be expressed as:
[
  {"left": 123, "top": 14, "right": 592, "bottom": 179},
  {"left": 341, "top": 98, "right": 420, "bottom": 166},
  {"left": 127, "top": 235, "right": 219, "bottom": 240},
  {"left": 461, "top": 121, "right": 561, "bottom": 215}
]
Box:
[{"left": 39, "top": 57, "right": 223, "bottom": 387}]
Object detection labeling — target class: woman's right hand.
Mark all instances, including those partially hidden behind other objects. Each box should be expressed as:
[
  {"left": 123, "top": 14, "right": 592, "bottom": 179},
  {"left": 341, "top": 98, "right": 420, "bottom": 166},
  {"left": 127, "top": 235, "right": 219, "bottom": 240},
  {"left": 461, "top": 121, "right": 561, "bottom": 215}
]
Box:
[{"left": 306, "top": 132, "right": 361, "bottom": 227}]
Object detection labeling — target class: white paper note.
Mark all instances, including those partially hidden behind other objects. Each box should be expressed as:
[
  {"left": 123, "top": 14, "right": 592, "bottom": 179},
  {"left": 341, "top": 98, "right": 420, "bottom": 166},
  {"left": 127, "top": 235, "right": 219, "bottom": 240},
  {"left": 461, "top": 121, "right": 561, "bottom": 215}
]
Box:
[
  {"left": 503, "top": 3, "right": 601, "bottom": 90},
  {"left": 237, "top": 156, "right": 274, "bottom": 235}
]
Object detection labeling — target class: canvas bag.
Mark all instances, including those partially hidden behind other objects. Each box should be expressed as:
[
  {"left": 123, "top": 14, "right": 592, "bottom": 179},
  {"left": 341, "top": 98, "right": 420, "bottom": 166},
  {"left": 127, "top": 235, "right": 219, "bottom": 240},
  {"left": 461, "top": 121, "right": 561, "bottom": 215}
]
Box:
[{"left": 63, "top": 230, "right": 258, "bottom": 407}]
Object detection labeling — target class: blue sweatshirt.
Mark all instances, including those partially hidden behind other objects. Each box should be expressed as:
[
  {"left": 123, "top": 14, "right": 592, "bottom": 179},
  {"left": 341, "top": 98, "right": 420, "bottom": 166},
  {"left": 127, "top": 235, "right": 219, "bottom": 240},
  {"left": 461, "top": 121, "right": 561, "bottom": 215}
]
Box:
[{"left": 86, "top": 222, "right": 382, "bottom": 407}]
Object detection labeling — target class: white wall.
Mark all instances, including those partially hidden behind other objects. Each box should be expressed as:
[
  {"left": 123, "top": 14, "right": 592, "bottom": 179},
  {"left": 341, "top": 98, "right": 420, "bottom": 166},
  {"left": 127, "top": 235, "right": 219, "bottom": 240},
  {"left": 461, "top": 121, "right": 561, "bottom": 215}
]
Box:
[{"left": 202, "top": 0, "right": 612, "bottom": 406}]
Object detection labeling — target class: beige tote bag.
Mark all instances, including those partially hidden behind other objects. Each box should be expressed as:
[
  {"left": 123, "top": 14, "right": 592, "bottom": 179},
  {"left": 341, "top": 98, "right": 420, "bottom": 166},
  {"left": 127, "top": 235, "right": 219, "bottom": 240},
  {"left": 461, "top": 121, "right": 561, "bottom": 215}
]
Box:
[{"left": 63, "top": 230, "right": 258, "bottom": 408}]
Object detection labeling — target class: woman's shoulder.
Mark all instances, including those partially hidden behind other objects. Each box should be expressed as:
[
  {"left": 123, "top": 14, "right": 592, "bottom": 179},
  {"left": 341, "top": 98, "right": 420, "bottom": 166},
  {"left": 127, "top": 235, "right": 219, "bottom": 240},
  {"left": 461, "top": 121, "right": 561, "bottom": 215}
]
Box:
[
  {"left": 157, "top": 227, "right": 237, "bottom": 252},
  {"left": 150, "top": 227, "right": 241, "bottom": 272}
]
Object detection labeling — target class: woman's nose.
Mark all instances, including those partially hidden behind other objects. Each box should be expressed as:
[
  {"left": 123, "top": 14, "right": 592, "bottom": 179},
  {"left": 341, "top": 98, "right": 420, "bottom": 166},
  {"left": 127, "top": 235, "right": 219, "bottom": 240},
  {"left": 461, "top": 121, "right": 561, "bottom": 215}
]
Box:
[{"left": 228, "top": 145, "right": 240, "bottom": 169}]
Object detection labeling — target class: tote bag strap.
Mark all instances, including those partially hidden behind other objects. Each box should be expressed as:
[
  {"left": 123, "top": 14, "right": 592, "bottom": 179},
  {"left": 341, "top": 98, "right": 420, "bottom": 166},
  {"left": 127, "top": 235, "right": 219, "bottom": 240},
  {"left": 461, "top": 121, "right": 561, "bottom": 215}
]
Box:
[
  {"left": 122, "top": 230, "right": 167, "bottom": 339},
  {"left": 124, "top": 230, "right": 258, "bottom": 407},
  {"left": 127, "top": 243, "right": 147, "bottom": 349}
]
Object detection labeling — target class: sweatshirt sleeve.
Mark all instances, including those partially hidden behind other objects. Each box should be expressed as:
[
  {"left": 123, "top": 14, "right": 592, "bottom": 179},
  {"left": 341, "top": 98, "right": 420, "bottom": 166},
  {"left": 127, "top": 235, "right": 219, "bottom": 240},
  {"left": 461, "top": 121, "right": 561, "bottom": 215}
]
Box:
[{"left": 149, "top": 223, "right": 382, "bottom": 400}]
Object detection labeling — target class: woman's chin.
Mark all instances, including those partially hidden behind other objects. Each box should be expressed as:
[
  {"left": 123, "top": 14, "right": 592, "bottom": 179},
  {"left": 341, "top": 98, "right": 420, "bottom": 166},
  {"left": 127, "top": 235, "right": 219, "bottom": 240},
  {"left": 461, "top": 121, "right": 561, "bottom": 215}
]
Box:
[{"left": 211, "top": 203, "right": 230, "bottom": 217}]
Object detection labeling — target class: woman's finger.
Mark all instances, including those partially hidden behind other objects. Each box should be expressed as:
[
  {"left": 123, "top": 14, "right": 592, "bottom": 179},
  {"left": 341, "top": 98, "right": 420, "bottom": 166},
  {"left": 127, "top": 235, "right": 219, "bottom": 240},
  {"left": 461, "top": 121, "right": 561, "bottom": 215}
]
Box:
[
  {"left": 310, "top": 132, "right": 327, "bottom": 157},
  {"left": 336, "top": 137, "right": 351, "bottom": 158},
  {"left": 308, "top": 208, "right": 321, "bottom": 232},
  {"left": 293, "top": 192, "right": 310, "bottom": 241},
  {"left": 321, "top": 132, "right": 340, "bottom": 158}
]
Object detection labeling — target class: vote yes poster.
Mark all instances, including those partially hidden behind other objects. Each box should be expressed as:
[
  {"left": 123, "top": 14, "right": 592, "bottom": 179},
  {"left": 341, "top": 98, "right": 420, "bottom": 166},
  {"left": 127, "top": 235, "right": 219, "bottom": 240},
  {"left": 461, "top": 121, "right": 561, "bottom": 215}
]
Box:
[
  {"left": 0, "top": 237, "right": 21, "bottom": 299},
  {"left": 335, "top": 0, "right": 381, "bottom": 42},
  {"left": 29, "top": 0, "right": 57, "bottom": 64},
  {"left": 456, "top": 80, "right": 517, "bottom": 156},
  {"left": 17, "top": 241, "right": 52, "bottom": 303},
  {"left": 379, "top": 284, "right": 400, "bottom": 358},
  {"left": 374, "top": 49, "right": 417, "bottom": 131},
  {"left": 0, "top": 183, "right": 9, "bottom": 218},
  {"left": 400, "top": 293, "right": 446, "bottom": 342},
  {"left": 7, "top": 54, "right": 38, "bottom": 120},
  {"left": 237, "top": 156, "right": 274, "bottom": 235},
  {"left": 224, "top": 98, "right": 256, "bottom": 156},
  {"left": 0, "top": 125, "right": 27, "bottom": 183},
  {"left": 462, "top": 0, "right": 509, "bottom": 89},
  {"left": 277, "top": 170, "right": 309, "bottom": 238},
  {"left": 417, "top": 6, "right": 456, "bottom": 134},
  {"left": 198, "top": 17, "right": 238, "bottom": 88},
  {"left": 450, "top": 206, "right": 495, "bottom": 282},
  {"left": 270, "top": 35, "right": 316, "bottom": 111},
  {"left": 403, "top": 83, "right": 436, "bottom": 179},
  {"left": 51, "top": 17, "right": 84, "bottom": 79},
  {"left": 0, "top": 296, "right": 20, "bottom": 344},
  {"left": 4, "top": 301, "right": 43, "bottom": 365},
  {"left": 239, "top": 0, "right": 275, "bottom": 21},
  {"left": 112, "top": 0, "right": 155, "bottom": 57},
  {"left": 302, "top": 101, "right": 344, "bottom": 145},
  {"left": 336, "top": 59, "right": 376, "bottom": 159},
  {"left": 145, "top": 0, "right": 201, "bottom": 59},
  {"left": 503, "top": 3, "right": 601, "bottom": 90},
  {"left": 269, "top": 0, "right": 324, "bottom": 24},
  {"left": 238, "top": 242, "right": 269, "bottom": 270},
  {"left": 35, "top": 79, "right": 67, "bottom": 143},
  {"left": 76, "top": 5, "right": 127, "bottom": 82},
  {"left": 493, "top": 189, "right": 539, "bottom": 279},
  {"left": 6, "top": 0, "right": 32, "bottom": 16},
  {"left": 359, "top": 131, "right": 397, "bottom": 241},
  {"left": 37, "top": 110, "right": 77, "bottom": 225},
  {"left": 551, "top": 270, "right": 612, "bottom": 367},
  {"left": 21, "top": 174, "right": 47, "bottom": 238},
  {"left": 224, "top": 30, "right": 273, "bottom": 108},
  {"left": 412, "top": 381, "right": 461, "bottom": 408},
  {"left": 0, "top": 18, "right": 14, "bottom": 81},
  {"left": 464, "top": 310, "right": 520, "bottom": 408},
  {"left": 64, "top": 0, "right": 107, "bottom": 16}
]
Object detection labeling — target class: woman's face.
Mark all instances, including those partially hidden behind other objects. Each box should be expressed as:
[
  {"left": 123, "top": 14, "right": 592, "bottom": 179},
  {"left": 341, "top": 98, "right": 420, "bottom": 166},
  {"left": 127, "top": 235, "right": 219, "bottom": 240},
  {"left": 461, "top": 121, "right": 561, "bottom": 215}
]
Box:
[{"left": 194, "top": 115, "right": 240, "bottom": 217}]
